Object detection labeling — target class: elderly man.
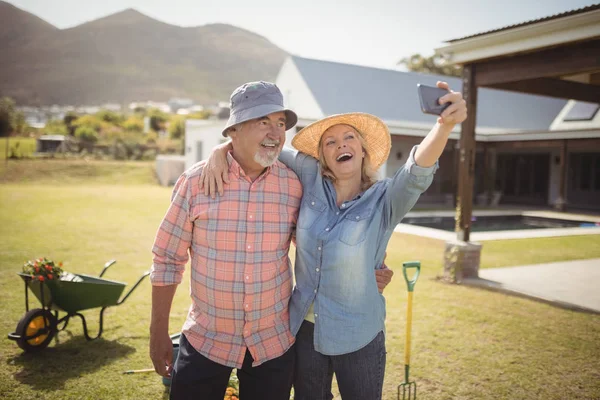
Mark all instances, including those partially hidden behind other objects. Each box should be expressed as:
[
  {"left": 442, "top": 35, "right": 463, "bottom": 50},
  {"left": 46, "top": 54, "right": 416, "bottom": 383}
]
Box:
[{"left": 149, "top": 81, "right": 392, "bottom": 400}]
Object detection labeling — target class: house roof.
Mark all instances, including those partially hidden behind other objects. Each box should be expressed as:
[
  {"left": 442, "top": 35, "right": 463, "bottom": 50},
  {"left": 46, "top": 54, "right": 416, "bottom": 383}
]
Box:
[
  {"left": 290, "top": 56, "right": 567, "bottom": 132},
  {"left": 446, "top": 4, "right": 600, "bottom": 42}
]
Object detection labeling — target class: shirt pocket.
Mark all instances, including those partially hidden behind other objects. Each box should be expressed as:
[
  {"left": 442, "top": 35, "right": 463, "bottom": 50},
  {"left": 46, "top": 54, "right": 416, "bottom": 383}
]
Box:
[
  {"left": 298, "top": 193, "right": 326, "bottom": 230},
  {"left": 339, "top": 208, "right": 373, "bottom": 246}
]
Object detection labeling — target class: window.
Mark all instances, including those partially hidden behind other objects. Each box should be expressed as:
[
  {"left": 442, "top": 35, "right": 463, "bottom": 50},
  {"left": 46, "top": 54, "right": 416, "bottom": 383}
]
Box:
[{"left": 563, "top": 102, "right": 600, "bottom": 122}]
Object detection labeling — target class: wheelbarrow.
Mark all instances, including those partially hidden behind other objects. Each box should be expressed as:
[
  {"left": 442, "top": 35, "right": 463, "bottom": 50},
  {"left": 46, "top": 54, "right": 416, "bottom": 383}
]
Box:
[{"left": 8, "top": 260, "right": 150, "bottom": 352}]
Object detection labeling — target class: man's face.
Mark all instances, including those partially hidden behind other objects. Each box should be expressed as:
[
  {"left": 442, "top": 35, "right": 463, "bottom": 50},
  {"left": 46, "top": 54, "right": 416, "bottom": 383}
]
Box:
[{"left": 230, "top": 111, "right": 287, "bottom": 168}]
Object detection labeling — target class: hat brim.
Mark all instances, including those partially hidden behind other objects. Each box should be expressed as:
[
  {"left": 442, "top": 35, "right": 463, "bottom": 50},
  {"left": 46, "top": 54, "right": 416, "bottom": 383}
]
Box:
[
  {"left": 222, "top": 104, "right": 297, "bottom": 136},
  {"left": 291, "top": 113, "right": 391, "bottom": 170}
]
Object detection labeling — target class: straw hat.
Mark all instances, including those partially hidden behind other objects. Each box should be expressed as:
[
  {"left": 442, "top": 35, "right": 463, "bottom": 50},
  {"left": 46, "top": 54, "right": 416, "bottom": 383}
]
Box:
[{"left": 292, "top": 112, "right": 391, "bottom": 169}]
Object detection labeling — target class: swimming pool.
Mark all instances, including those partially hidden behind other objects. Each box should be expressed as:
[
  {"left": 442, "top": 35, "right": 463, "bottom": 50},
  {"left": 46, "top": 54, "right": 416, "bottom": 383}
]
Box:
[
  {"left": 401, "top": 214, "right": 599, "bottom": 232},
  {"left": 395, "top": 211, "right": 600, "bottom": 241}
]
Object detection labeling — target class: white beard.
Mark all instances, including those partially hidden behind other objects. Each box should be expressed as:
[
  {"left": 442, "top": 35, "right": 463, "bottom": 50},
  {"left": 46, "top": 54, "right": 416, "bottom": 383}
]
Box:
[{"left": 254, "top": 149, "right": 279, "bottom": 167}]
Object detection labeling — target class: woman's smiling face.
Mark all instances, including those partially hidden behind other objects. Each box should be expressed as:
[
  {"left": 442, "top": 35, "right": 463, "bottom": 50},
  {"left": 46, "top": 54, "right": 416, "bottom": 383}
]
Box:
[{"left": 320, "top": 124, "right": 365, "bottom": 180}]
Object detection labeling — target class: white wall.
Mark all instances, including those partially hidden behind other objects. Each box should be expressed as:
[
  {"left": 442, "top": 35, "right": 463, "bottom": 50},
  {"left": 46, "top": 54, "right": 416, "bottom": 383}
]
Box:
[
  {"left": 385, "top": 141, "right": 415, "bottom": 178},
  {"left": 184, "top": 120, "right": 227, "bottom": 170},
  {"left": 276, "top": 58, "right": 324, "bottom": 123}
]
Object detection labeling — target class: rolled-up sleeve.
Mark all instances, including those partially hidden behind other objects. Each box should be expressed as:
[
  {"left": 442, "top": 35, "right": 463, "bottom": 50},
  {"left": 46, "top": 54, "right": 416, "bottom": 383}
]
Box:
[
  {"left": 151, "top": 173, "right": 193, "bottom": 286},
  {"left": 385, "top": 145, "right": 438, "bottom": 227}
]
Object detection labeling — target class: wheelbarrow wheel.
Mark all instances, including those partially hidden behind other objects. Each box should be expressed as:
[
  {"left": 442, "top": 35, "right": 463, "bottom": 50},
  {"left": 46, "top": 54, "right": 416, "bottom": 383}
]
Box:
[{"left": 15, "top": 308, "right": 57, "bottom": 352}]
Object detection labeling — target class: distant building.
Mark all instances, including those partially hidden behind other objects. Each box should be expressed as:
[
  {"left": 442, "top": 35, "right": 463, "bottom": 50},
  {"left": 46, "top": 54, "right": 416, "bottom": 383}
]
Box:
[{"left": 36, "top": 135, "right": 66, "bottom": 153}]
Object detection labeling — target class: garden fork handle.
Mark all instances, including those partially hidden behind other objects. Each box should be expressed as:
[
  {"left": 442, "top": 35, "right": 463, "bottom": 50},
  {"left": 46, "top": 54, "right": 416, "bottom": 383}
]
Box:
[{"left": 402, "top": 261, "right": 420, "bottom": 383}]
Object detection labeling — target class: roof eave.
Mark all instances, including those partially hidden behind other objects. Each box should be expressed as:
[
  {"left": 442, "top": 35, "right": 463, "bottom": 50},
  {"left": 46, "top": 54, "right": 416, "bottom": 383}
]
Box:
[{"left": 435, "top": 9, "right": 600, "bottom": 64}]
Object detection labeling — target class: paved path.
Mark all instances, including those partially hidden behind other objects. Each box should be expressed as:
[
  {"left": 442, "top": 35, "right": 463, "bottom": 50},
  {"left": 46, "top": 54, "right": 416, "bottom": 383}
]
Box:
[{"left": 464, "top": 258, "right": 600, "bottom": 313}]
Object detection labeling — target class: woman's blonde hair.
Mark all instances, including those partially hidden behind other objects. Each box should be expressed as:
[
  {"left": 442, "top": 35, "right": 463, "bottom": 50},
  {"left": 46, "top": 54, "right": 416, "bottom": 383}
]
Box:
[{"left": 317, "top": 124, "right": 378, "bottom": 191}]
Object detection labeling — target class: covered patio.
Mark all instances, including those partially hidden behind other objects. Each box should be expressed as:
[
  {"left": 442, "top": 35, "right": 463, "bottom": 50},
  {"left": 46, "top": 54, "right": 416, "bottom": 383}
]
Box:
[{"left": 434, "top": 4, "right": 600, "bottom": 279}]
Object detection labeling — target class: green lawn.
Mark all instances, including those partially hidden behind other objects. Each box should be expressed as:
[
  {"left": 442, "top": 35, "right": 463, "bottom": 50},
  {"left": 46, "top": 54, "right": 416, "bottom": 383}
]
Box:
[
  {"left": 0, "top": 137, "right": 37, "bottom": 159},
  {"left": 1, "top": 160, "right": 599, "bottom": 400}
]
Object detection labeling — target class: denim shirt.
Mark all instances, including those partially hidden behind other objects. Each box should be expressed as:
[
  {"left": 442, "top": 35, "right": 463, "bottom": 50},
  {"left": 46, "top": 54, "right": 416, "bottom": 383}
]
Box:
[{"left": 279, "top": 145, "right": 438, "bottom": 355}]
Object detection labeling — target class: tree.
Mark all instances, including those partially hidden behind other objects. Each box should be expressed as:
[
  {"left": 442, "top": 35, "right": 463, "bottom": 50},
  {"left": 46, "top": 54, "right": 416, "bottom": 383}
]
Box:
[
  {"left": 121, "top": 116, "right": 144, "bottom": 133},
  {"left": 63, "top": 112, "right": 78, "bottom": 136},
  {"left": 147, "top": 108, "right": 168, "bottom": 132},
  {"left": 397, "top": 53, "right": 462, "bottom": 77},
  {"left": 0, "top": 97, "right": 16, "bottom": 138},
  {"left": 14, "top": 112, "right": 28, "bottom": 135},
  {"left": 168, "top": 116, "right": 186, "bottom": 139},
  {"left": 1, "top": 97, "right": 17, "bottom": 163},
  {"left": 75, "top": 125, "right": 99, "bottom": 146},
  {"left": 96, "top": 110, "right": 125, "bottom": 125},
  {"left": 44, "top": 119, "right": 68, "bottom": 135}
]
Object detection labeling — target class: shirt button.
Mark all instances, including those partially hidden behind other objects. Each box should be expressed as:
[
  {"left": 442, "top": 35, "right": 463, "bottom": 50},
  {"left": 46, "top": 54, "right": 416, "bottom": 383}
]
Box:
[
  {"left": 249, "top": 215, "right": 253, "bottom": 219},
  {"left": 356, "top": 216, "right": 360, "bottom": 220},
  {"left": 341, "top": 204, "right": 346, "bottom": 208},
  {"left": 247, "top": 245, "right": 251, "bottom": 249},
  {"left": 317, "top": 246, "right": 321, "bottom": 250},
  {"left": 314, "top": 313, "right": 318, "bottom": 318},
  {"left": 314, "top": 289, "right": 317, "bottom": 293},
  {"left": 325, "top": 227, "right": 330, "bottom": 231},
  {"left": 311, "top": 201, "right": 315, "bottom": 205},
  {"left": 336, "top": 212, "right": 339, "bottom": 215},
  {"left": 244, "top": 330, "right": 249, "bottom": 335},
  {"left": 316, "top": 268, "right": 320, "bottom": 272},
  {"left": 245, "top": 275, "right": 250, "bottom": 280},
  {"left": 245, "top": 304, "right": 249, "bottom": 308}
]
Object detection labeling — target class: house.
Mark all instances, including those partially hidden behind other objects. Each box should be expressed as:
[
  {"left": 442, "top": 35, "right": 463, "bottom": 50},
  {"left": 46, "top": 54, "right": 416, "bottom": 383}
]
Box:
[
  {"left": 36, "top": 135, "right": 66, "bottom": 153},
  {"left": 274, "top": 55, "right": 600, "bottom": 210},
  {"left": 183, "top": 4, "right": 599, "bottom": 212},
  {"left": 184, "top": 119, "right": 230, "bottom": 168}
]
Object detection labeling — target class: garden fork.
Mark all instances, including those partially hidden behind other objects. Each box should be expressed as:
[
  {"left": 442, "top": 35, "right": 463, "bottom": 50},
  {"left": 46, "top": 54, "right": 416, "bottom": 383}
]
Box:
[{"left": 398, "top": 261, "right": 420, "bottom": 400}]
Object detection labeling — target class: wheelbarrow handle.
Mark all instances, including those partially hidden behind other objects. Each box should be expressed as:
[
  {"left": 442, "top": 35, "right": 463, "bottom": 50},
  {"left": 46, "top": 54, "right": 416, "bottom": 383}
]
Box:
[
  {"left": 116, "top": 271, "right": 151, "bottom": 306},
  {"left": 402, "top": 261, "right": 421, "bottom": 293},
  {"left": 99, "top": 260, "right": 117, "bottom": 277}
]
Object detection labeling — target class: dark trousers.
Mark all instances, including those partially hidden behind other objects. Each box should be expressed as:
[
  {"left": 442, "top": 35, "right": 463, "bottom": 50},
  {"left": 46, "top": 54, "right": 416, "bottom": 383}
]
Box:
[
  {"left": 170, "top": 333, "right": 295, "bottom": 400},
  {"left": 293, "top": 320, "right": 386, "bottom": 400}
]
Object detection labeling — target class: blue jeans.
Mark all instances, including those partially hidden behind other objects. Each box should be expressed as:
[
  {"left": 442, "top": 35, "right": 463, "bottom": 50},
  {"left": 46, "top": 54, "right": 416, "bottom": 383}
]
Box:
[
  {"left": 294, "top": 321, "right": 386, "bottom": 400},
  {"left": 170, "top": 333, "right": 295, "bottom": 400}
]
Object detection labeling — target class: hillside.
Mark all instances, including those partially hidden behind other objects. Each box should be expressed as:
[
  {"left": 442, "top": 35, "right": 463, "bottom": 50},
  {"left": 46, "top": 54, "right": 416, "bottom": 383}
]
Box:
[{"left": 0, "top": 2, "right": 289, "bottom": 105}]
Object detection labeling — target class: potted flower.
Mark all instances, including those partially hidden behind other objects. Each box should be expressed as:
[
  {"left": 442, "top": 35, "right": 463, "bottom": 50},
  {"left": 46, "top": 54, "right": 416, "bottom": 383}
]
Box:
[{"left": 22, "top": 257, "right": 64, "bottom": 282}]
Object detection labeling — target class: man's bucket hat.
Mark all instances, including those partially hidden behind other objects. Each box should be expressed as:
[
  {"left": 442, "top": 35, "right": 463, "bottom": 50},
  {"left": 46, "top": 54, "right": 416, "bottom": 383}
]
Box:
[{"left": 222, "top": 81, "right": 298, "bottom": 136}]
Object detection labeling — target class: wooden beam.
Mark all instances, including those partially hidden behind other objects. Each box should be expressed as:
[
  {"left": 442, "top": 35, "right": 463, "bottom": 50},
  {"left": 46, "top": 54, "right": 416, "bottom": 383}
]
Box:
[
  {"left": 556, "top": 140, "right": 568, "bottom": 211},
  {"left": 456, "top": 64, "right": 477, "bottom": 242},
  {"left": 489, "top": 78, "right": 600, "bottom": 103},
  {"left": 475, "top": 39, "right": 600, "bottom": 86}
]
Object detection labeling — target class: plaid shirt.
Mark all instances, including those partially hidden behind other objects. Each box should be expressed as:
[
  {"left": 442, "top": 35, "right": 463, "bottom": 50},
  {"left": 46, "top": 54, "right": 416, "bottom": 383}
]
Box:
[{"left": 151, "top": 153, "right": 302, "bottom": 368}]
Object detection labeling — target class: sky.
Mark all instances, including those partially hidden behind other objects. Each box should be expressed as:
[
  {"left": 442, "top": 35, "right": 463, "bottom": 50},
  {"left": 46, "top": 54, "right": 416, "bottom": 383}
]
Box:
[{"left": 5, "top": 0, "right": 598, "bottom": 69}]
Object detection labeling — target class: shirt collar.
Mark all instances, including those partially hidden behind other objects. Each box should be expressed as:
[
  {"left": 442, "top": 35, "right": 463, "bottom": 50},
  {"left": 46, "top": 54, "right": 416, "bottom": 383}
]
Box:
[{"left": 227, "top": 151, "right": 273, "bottom": 181}]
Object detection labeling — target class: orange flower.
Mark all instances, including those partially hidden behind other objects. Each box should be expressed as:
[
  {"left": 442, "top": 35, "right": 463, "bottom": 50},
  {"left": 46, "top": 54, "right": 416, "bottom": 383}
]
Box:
[
  {"left": 59, "top": 262, "right": 63, "bottom": 267},
  {"left": 38, "top": 276, "right": 45, "bottom": 281},
  {"left": 35, "top": 266, "right": 40, "bottom": 273},
  {"left": 34, "top": 262, "right": 38, "bottom": 267},
  {"left": 48, "top": 274, "right": 54, "bottom": 280}
]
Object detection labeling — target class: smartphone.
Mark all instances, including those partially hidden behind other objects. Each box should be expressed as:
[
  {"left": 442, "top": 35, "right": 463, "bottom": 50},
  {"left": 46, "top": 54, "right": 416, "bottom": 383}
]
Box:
[{"left": 417, "top": 84, "right": 451, "bottom": 115}]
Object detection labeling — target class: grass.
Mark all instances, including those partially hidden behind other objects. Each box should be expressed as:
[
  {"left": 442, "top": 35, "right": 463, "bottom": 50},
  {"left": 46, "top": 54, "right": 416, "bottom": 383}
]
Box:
[
  {"left": 0, "top": 159, "right": 157, "bottom": 185},
  {"left": 1, "top": 160, "right": 599, "bottom": 399},
  {"left": 0, "top": 137, "right": 37, "bottom": 160}
]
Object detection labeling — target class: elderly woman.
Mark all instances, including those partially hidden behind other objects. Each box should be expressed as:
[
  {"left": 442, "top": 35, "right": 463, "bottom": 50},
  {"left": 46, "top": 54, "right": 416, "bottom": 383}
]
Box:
[{"left": 203, "top": 82, "right": 466, "bottom": 400}]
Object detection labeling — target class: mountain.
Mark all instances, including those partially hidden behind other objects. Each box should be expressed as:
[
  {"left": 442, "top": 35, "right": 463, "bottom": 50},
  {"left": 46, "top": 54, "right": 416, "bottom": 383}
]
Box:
[{"left": 0, "top": 2, "right": 289, "bottom": 105}]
